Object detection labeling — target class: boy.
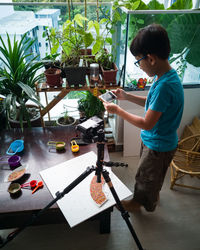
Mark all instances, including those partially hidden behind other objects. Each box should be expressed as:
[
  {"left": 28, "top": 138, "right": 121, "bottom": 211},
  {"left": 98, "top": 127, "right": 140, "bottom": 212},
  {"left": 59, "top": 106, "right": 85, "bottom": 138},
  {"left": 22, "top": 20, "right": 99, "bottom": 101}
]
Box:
[{"left": 103, "top": 24, "right": 184, "bottom": 212}]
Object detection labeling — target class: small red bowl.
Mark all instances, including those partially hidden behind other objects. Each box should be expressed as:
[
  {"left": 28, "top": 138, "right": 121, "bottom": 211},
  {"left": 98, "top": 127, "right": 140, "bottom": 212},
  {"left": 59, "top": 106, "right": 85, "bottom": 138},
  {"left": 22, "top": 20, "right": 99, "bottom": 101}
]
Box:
[{"left": 30, "top": 180, "right": 37, "bottom": 188}]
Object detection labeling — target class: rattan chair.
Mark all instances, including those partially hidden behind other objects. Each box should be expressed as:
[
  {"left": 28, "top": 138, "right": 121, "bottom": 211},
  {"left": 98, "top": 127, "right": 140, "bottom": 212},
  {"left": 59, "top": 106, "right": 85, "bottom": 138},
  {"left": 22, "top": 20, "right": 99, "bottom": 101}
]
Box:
[{"left": 170, "top": 134, "right": 200, "bottom": 190}]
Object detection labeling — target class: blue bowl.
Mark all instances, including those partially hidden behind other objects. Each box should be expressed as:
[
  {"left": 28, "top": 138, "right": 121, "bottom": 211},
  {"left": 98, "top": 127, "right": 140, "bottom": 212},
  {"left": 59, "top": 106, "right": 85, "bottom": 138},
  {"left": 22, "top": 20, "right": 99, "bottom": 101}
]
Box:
[{"left": 6, "top": 140, "right": 24, "bottom": 155}]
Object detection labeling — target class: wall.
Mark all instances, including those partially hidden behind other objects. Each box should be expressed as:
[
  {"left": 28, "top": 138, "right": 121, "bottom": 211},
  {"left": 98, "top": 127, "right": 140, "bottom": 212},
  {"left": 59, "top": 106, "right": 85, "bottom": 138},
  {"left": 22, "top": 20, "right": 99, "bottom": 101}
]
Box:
[{"left": 112, "top": 87, "right": 200, "bottom": 156}]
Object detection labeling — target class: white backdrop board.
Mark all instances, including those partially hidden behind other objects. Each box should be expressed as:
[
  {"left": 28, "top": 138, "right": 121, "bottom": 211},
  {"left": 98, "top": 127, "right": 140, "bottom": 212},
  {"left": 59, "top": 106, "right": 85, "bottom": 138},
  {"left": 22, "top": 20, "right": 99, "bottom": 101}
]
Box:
[{"left": 40, "top": 152, "right": 132, "bottom": 228}]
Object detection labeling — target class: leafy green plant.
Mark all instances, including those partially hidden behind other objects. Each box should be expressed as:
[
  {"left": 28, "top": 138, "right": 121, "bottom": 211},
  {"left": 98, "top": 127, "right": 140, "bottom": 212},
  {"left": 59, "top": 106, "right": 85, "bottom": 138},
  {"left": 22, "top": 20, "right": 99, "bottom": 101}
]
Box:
[
  {"left": 86, "top": 13, "right": 119, "bottom": 70},
  {"left": 113, "top": 0, "right": 193, "bottom": 11},
  {"left": 78, "top": 91, "right": 105, "bottom": 118},
  {"left": 167, "top": 13, "right": 200, "bottom": 68},
  {"left": 48, "top": 14, "right": 94, "bottom": 67},
  {"left": 88, "top": 7, "right": 121, "bottom": 57},
  {"left": 113, "top": 0, "right": 199, "bottom": 79},
  {"left": 95, "top": 49, "right": 115, "bottom": 70},
  {"left": 0, "top": 33, "right": 43, "bottom": 129}
]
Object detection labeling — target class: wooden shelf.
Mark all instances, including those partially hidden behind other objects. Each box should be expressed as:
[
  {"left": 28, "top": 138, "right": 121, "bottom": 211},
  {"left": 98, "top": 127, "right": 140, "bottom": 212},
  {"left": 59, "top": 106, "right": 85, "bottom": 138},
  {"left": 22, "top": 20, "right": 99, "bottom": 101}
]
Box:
[{"left": 35, "top": 81, "right": 120, "bottom": 127}]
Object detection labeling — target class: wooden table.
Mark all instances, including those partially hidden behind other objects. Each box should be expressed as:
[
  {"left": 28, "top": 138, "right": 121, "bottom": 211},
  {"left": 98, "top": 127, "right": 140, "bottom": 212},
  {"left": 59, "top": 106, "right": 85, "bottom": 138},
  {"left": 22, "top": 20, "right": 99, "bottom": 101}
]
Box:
[{"left": 0, "top": 126, "right": 112, "bottom": 233}]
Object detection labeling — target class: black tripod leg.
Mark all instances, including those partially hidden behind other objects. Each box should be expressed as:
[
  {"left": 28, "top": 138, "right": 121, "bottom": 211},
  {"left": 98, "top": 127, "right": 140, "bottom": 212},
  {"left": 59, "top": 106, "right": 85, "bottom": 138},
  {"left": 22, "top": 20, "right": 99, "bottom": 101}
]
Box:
[{"left": 102, "top": 170, "right": 145, "bottom": 250}]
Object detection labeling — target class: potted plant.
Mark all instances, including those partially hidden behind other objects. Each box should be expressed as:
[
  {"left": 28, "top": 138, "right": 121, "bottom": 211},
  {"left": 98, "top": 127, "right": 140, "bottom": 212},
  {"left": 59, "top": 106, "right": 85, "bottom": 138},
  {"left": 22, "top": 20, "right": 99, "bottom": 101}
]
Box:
[
  {"left": 41, "top": 51, "right": 61, "bottom": 70},
  {"left": 56, "top": 107, "right": 76, "bottom": 127},
  {"left": 78, "top": 91, "right": 105, "bottom": 119},
  {"left": 44, "top": 67, "right": 63, "bottom": 87},
  {"left": 88, "top": 18, "right": 118, "bottom": 85},
  {"left": 48, "top": 14, "right": 94, "bottom": 87},
  {"left": 96, "top": 49, "right": 118, "bottom": 85},
  {"left": 42, "top": 29, "right": 64, "bottom": 86},
  {"left": 0, "top": 33, "right": 44, "bottom": 129}
]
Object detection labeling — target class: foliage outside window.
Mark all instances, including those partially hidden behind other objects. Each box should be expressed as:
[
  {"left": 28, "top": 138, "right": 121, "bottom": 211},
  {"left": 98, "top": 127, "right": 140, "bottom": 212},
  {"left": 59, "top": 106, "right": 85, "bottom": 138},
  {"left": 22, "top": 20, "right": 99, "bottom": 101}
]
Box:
[{"left": 113, "top": 0, "right": 200, "bottom": 87}]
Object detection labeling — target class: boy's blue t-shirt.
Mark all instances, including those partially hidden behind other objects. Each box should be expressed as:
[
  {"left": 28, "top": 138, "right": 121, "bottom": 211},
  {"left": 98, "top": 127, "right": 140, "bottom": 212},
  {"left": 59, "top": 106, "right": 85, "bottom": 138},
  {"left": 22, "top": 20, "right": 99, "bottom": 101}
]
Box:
[{"left": 141, "top": 69, "right": 184, "bottom": 152}]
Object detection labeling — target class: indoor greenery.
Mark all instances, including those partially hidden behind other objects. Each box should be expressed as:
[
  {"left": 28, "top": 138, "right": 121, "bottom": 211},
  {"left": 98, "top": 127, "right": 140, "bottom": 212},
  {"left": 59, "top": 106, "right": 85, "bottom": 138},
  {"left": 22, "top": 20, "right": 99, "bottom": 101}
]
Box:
[
  {"left": 57, "top": 107, "right": 76, "bottom": 126},
  {"left": 78, "top": 91, "right": 105, "bottom": 118},
  {"left": 47, "top": 14, "right": 94, "bottom": 67},
  {"left": 0, "top": 33, "right": 43, "bottom": 129},
  {"left": 86, "top": 11, "right": 119, "bottom": 70},
  {"left": 113, "top": 0, "right": 199, "bottom": 76},
  {"left": 95, "top": 48, "right": 115, "bottom": 70}
]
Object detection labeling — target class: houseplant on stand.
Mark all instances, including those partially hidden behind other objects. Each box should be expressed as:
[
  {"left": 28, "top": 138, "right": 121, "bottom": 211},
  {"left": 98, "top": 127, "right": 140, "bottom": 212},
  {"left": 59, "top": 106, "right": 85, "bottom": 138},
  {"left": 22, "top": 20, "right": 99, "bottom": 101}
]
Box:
[
  {"left": 0, "top": 33, "right": 44, "bottom": 129},
  {"left": 78, "top": 91, "right": 105, "bottom": 119},
  {"left": 44, "top": 67, "right": 63, "bottom": 87},
  {"left": 95, "top": 48, "right": 118, "bottom": 85},
  {"left": 42, "top": 29, "right": 64, "bottom": 87},
  {"left": 88, "top": 17, "right": 119, "bottom": 85},
  {"left": 48, "top": 14, "right": 94, "bottom": 87}
]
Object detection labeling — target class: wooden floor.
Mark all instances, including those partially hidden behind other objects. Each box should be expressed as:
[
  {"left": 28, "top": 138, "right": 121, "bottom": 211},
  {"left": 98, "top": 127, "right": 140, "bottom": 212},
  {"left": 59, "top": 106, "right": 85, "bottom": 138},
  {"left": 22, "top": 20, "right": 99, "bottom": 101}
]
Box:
[{"left": 1, "top": 152, "right": 200, "bottom": 250}]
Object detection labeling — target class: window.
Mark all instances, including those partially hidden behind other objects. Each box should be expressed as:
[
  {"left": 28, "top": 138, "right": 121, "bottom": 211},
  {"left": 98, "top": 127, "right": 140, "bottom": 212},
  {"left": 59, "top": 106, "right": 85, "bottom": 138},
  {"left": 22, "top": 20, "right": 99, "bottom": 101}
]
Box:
[{"left": 117, "top": 9, "right": 200, "bottom": 88}]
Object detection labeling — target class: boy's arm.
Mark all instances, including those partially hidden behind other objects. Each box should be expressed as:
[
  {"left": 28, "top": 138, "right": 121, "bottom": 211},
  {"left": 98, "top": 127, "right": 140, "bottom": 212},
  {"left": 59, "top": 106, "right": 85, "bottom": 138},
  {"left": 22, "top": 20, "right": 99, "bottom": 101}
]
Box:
[
  {"left": 112, "top": 89, "right": 146, "bottom": 107},
  {"left": 126, "top": 92, "right": 147, "bottom": 107},
  {"left": 104, "top": 102, "right": 161, "bottom": 130}
]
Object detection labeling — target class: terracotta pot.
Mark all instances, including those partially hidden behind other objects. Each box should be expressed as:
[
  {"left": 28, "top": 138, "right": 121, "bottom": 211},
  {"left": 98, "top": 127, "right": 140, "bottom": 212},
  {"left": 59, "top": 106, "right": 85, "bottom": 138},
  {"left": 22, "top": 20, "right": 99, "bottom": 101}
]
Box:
[
  {"left": 80, "top": 49, "right": 92, "bottom": 56},
  {"left": 44, "top": 68, "right": 63, "bottom": 87},
  {"left": 100, "top": 63, "right": 118, "bottom": 85}
]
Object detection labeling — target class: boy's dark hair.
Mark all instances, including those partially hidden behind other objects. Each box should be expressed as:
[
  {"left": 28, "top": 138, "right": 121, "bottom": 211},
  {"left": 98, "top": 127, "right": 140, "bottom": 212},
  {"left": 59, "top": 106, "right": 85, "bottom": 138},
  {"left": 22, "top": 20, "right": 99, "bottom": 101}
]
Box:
[{"left": 130, "top": 24, "right": 170, "bottom": 59}]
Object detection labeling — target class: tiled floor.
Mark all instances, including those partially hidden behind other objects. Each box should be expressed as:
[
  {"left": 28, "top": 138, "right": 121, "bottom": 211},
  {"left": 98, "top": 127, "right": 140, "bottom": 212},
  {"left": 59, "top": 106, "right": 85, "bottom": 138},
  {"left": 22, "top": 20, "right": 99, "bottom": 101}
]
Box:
[{"left": 1, "top": 152, "right": 200, "bottom": 250}]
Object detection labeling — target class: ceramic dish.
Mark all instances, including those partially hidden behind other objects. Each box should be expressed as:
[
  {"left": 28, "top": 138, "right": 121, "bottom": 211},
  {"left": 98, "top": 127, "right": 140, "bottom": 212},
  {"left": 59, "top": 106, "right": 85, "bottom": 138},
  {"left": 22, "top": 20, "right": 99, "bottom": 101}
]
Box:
[
  {"left": 5, "top": 165, "right": 27, "bottom": 182},
  {"left": 47, "top": 141, "right": 65, "bottom": 151},
  {"left": 7, "top": 183, "right": 21, "bottom": 194}
]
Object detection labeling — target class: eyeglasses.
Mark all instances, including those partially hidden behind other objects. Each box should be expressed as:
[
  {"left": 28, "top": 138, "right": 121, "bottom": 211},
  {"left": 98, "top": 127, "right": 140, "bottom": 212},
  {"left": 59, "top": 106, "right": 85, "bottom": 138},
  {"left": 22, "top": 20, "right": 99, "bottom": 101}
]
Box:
[{"left": 134, "top": 56, "right": 147, "bottom": 67}]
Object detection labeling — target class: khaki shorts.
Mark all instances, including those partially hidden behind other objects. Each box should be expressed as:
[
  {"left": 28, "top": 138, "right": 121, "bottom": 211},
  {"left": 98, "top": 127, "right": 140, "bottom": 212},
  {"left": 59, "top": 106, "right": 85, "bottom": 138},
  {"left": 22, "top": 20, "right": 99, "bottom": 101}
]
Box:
[{"left": 134, "top": 142, "right": 176, "bottom": 212}]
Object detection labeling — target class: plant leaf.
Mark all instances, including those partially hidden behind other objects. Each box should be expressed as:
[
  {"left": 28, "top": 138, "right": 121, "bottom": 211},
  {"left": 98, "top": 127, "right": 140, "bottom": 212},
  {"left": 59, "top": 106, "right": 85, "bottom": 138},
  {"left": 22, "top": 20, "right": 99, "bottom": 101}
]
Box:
[
  {"left": 167, "top": 13, "right": 200, "bottom": 67},
  {"left": 168, "top": 0, "right": 193, "bottom": 10},
  {"left": 148, "top": 0, "right": 165, "bottom": 10},
  {"left": 94, "top": 21, "right": 100, "bottom": 36},
  {"left": 87, "top": 20, "right": 94, "bottom": 30}
]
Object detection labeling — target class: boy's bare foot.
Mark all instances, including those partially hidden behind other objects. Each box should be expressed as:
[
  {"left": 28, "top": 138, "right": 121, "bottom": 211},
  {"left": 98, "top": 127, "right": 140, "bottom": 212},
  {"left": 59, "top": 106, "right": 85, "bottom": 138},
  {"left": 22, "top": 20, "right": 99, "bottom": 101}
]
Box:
[{"left": 121, "top": 199, "right": 141, "bottom": 212}]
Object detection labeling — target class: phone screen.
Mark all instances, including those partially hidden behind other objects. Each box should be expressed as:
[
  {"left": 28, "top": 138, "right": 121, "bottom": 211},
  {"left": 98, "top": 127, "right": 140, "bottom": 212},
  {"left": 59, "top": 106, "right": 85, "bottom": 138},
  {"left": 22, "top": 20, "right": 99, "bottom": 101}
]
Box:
[{"left": 99, "top": 91, "right": 117, "bottom": 102}]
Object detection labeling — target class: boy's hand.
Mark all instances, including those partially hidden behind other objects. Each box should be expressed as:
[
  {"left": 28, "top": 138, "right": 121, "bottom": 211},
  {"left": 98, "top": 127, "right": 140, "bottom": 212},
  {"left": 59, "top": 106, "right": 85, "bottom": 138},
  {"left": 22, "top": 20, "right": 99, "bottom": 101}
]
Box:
[
  {"left": 112, "top": 88, "right": 127, "bottom": 100},
  {"left": 103, "top": 102, "right": 120, "bottom": 114}
]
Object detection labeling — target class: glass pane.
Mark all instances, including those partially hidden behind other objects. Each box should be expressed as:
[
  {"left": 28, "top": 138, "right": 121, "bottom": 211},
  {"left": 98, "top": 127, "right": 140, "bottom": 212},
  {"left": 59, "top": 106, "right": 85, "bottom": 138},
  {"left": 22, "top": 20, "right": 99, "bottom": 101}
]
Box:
[{"left": 119, "top": 11, "right": 200, "bottom": 88}]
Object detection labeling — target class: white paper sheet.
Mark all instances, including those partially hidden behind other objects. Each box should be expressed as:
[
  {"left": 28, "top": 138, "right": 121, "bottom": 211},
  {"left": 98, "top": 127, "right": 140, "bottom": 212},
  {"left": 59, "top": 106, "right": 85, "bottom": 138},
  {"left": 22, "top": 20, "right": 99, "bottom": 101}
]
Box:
[{"left": 40, "top": 151, "right": 132, "bottom": 227}]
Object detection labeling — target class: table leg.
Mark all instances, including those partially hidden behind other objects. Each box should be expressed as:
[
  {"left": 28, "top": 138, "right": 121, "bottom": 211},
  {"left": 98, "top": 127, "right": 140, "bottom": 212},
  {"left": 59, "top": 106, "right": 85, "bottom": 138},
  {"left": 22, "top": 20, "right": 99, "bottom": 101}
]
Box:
[{"left": 99, "top": 207, "right": 113, "bottom": 234}]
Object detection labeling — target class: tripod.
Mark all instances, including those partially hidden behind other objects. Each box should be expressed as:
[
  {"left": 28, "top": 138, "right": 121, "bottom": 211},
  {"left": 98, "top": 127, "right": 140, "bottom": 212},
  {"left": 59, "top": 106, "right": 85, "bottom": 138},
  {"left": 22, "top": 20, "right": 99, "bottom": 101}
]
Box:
[{"left": 0, "top": 129, "right": 145, "bottom": 250}]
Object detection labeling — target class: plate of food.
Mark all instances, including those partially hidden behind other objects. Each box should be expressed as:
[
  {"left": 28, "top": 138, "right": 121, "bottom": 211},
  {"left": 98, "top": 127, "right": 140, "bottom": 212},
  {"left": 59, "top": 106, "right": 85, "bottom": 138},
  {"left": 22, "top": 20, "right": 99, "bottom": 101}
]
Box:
[{"left": 5, "top": 165, "right": 28, "bottom": 182}]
